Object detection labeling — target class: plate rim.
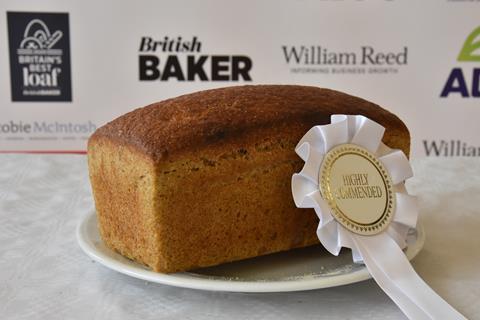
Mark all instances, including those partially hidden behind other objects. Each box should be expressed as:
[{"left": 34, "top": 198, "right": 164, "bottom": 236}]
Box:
[{"left": 76, "top": 210, "right": 425, "bottom": 293}]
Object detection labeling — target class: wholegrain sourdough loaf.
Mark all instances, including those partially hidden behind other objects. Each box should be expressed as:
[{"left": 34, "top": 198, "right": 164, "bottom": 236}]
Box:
[{"left": 87, "top": 85, "right": 410, "bottom": 273}]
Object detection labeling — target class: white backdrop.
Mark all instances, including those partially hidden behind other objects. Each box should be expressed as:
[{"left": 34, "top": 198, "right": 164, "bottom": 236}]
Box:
[{"left": 0, "top": 0, "right": 479, "bottom": 157}]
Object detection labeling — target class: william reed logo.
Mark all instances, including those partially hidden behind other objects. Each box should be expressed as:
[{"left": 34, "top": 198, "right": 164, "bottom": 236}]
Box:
[
  {"left": 139, "top": 36, "right": 253, "bottom": 81},
  {"left": 281, "top": 45, "right": 408, "bottom": 75},
  {"left": 7, "top": 12, "right": 72, "bottom": 101},
  {"left": 440, "top": 26, "right": 480, "bottom": 98},
  {"left": 423, "top": 140, "right": 480, "bottom": 157}
]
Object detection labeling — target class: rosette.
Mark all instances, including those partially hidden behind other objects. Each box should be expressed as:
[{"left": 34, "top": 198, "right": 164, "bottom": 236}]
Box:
[{"left": 292, "top": 115, "right": 466, "bottom": 320}]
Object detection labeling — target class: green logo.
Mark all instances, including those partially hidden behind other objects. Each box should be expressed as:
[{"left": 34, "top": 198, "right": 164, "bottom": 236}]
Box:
[{"left": 458, "top": 26, "right": 480, "bottom": 62}]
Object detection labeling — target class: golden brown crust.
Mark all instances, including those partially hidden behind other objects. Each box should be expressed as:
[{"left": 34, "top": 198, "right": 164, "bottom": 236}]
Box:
[
  {"left": 91, "top": 85, "right": 410, "bottom": 162},
  {"left": 88, "top": 85, "right": 410, "bottom": 273}
]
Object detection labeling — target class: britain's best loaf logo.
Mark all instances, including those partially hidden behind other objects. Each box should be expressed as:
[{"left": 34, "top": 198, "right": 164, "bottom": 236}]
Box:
[
  {"left": 7, "top": 12, "right": 72, "bottom": 102},
  {"left": 440, "top": 26, "right": 480, "bottom": 98}
]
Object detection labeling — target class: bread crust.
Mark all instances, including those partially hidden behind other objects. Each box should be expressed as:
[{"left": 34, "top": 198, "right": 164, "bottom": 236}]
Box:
[
  {"left": 91, "top": 85, "right": 410, "bottom": 162},
  {"left": 88, "top": 85, "right": 410, "bottom": 273}
]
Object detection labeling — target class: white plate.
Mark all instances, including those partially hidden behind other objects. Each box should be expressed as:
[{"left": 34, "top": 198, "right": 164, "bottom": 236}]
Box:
[{"left": 77, "top": 211, "right": 425, "bottom": 293}]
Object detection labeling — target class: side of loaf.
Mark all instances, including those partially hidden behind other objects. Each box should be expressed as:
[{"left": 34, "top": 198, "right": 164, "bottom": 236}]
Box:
[{"left": 87, "top": 85, "right": 410, "bottom": 273}]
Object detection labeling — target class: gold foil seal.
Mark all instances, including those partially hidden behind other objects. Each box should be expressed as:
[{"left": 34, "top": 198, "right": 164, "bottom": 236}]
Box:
[{"left": 319, "top": 144, "right": 395, "bottom": 235}]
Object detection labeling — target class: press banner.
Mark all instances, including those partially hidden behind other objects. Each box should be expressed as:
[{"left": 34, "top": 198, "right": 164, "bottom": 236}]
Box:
[{"left": 0, "top": 0, "right": 478, "bottom": 157}]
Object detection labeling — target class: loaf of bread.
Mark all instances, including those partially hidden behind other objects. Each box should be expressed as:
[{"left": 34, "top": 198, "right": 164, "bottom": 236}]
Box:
[{"left": 87, "top": 85, "right": 410, "bottom": 273}]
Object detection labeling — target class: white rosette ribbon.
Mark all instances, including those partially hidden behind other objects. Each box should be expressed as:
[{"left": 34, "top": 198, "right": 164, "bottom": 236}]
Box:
[{"left": 292, "top": 115, "right": 466, "bottom": 320}]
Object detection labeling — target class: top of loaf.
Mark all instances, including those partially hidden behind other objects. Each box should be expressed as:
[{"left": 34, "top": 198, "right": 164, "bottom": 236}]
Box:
[{"left": 89, "top": 85, "right": 409, "bottom": 162}]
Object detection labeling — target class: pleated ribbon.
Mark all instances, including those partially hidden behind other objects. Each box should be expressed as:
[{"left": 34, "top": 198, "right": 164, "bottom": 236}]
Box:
[{"left": 291, "top": 115, "right": 466, "bottom": 320}]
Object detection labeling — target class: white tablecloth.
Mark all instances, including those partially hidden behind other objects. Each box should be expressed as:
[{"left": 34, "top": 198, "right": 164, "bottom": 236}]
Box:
[{"left": 0, "top": 155, "right": 478, "bottom": 320}]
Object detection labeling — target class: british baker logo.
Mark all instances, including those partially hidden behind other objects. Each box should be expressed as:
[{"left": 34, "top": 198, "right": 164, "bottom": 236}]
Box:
[
  {"left": 138, "top": 36, "right": 253, "bottom": 81},
  {"left": 7, "top": 12, "right": 72, "bottom": 102},
  {"left": 281, "top": 45, "right": 408, "bottom": 75},
  {"left": 440, "top": 26, "right": 480, "bottom": 98}
]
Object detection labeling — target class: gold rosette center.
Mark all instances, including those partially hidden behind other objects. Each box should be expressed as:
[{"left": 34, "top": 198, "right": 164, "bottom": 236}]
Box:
[{"left": 319, "top": 144, "right": 395, "bottom": 235}]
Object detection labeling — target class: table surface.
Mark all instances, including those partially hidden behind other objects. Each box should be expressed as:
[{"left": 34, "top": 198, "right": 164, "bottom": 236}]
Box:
[{"left": 0, "top": 154, "right": 478, "bottom": 320}]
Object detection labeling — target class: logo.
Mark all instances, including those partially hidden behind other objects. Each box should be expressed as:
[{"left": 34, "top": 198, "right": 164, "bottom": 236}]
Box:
[
  {"left": 7, "top": 12, "right": 72, "bottom": 102},
  {"left": 0, "top": 120, "right": 96, "bottom": 135},
  {"left": 423, "top": 140, "right": 480, "bottom": 157},
  {"left": 138, "top": 36, "right": 253, "bottom": 81},
  {"left": 440, "top": 26, "right": 480, "bottom": 98},
  {"left": 281, "top": 45, "right": 408, "bottom": 75}
]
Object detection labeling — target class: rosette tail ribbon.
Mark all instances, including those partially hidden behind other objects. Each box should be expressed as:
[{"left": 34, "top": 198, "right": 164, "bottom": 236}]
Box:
[{"left": 292, "top": 115, "right": 467, "bottom": 320}]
